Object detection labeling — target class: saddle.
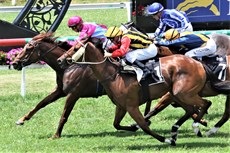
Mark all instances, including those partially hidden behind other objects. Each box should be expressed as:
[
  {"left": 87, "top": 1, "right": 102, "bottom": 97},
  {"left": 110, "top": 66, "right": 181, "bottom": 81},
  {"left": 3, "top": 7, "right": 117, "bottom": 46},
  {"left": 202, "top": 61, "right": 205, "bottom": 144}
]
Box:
[{"left": 120, "top": 58, "right": 165, "bottom": 84}]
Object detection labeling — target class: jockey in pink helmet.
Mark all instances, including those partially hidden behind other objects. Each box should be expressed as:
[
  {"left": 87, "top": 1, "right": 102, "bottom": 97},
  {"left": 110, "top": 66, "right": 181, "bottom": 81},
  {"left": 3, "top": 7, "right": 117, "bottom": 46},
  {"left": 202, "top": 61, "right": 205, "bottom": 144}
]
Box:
[{"left": 67, "top": 16, "right": 108, "bottom": 50}]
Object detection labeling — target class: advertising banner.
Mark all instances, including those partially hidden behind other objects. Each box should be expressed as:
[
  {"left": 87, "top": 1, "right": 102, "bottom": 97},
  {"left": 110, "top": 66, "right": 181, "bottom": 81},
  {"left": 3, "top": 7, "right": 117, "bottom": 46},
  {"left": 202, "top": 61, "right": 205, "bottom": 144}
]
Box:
[{"left": 167, "top": 0, "right": 230, "bottom": 22}]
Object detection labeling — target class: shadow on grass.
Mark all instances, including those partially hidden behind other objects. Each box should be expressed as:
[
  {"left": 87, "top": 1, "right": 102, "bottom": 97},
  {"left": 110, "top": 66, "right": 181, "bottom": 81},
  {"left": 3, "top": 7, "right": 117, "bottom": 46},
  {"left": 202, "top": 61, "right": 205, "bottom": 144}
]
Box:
[
  {"left": 125, "top": 142, "right": 229, "bottom": 150},
  {"left": 91, "top": 141, "right": 229, "bottom": 151},
  {"left": 41, "top": 129, "right": 229, "bottom": 140}
]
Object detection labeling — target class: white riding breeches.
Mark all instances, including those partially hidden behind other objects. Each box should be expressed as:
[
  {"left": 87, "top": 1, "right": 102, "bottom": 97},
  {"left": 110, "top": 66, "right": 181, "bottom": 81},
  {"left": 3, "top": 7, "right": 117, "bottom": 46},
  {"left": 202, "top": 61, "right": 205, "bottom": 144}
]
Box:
[
  {"left": 185, "top": 39, "right": 217, "bottom": 57},
  {"left": 125, "top": 44, "right": 158, "bottom": 63}
]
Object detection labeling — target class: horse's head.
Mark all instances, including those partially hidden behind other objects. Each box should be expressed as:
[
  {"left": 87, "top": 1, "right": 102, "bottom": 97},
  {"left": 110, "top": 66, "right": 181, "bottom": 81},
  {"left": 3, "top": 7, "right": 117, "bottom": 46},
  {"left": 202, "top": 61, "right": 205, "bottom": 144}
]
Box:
[
  {"left": 12, "top": 32, "right": 58, "bottom": 70},
  {"left": 12, "top": 40, "right": 42, "bottom": 70}
]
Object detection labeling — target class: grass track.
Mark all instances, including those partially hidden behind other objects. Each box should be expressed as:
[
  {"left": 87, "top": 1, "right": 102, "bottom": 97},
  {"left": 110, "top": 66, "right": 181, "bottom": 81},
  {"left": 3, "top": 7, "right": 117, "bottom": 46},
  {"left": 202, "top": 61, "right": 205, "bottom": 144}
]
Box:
[{"left": 0, "top": 68, "right": 229, "bottom": 152}]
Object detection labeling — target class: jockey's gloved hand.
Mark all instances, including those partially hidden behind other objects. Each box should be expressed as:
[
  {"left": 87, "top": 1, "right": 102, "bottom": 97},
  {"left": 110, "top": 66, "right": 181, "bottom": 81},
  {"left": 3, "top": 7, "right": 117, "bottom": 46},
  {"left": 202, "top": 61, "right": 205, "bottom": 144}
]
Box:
[
  {"left": 154, "top": 37, "right": 161, "bottom": 41},
  {"left": 153, "top": 40, "right": 159, "bottom": 44},
  {"left": 104, "top": 50, "right": 112, "bottom": 58}
]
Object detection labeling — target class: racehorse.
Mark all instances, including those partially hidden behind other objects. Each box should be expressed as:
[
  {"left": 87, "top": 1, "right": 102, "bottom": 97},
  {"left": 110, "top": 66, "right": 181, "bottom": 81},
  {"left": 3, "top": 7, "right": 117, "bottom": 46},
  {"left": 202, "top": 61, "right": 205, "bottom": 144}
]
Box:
[
  {"left": 140, "top": 33, "right": 230, "bottom": 138},
  {"left": 70, "top": 41, "right": 230, "bottom": 145},
  {"left": 12, "top": 33, "right": 106, "bottom": 138},
  {"left": 12, "top": 33, "right": 151, "bottom": 138}
]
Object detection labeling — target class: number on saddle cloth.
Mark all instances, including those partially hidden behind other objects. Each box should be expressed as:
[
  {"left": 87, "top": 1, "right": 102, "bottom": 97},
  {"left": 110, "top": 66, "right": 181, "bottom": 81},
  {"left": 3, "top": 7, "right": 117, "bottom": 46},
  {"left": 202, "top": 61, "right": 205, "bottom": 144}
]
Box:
[
  {"left": 145, "top": 60, "right": 164, "bottom": 84},
  {"left": 202, "top": 55, "right": 228, "bottom": 81},
  {"left": 120, "top": 58, "right": 165, "bottom": 84}
]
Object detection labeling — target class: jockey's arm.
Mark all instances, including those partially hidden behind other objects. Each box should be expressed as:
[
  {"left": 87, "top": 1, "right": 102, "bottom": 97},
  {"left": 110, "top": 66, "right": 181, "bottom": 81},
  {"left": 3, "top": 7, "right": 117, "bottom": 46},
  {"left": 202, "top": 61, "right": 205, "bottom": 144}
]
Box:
[
  {"left": 154, "top": 21, "right": 166, "bottom": 38},
  {"left": 111, "top": 36, "right": 131, "bottom": 58},
  {"left": 74, "top": 36, "right": 89, "bottom": 51},
  {"left": 104, "top": 36, "right": 131, "bottom": 58},
  {"left": 156, "top": 36, "right": 189, "bottom": 47}
]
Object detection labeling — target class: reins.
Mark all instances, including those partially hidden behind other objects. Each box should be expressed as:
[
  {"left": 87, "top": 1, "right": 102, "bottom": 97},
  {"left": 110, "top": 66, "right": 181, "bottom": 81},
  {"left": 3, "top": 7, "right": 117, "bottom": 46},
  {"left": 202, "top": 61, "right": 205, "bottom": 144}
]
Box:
[
  {"left": 39, "top": 44, "right": 58, "bottom": 58},
  {"left": 71, "top": 43, "right": 120, "bottom": 82}
]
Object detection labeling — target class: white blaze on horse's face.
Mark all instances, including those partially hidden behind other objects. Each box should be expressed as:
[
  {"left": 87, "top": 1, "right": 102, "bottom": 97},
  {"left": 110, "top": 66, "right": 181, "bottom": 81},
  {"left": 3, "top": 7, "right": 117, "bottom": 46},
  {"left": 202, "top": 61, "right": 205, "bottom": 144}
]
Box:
[{"left": 23, "top": 44, "right": 28, "bottom": 51}]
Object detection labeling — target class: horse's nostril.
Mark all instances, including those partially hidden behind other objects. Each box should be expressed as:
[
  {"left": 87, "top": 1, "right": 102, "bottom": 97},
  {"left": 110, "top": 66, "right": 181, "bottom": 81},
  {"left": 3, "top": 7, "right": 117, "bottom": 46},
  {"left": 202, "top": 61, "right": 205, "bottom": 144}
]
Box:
[
  {"left": 66, "top": 58, "right": 73, "bottom": 65},
  {"left": 57, "top": 59, "right": 62, "bottom": 65}
]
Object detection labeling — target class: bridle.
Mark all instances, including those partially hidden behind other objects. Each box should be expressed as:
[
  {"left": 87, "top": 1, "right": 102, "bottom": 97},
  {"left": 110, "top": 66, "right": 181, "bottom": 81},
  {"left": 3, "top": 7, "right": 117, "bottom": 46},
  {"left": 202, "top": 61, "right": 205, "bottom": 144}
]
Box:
[{"left": 21, "top": 39, "right": 58, "bottom": 63}]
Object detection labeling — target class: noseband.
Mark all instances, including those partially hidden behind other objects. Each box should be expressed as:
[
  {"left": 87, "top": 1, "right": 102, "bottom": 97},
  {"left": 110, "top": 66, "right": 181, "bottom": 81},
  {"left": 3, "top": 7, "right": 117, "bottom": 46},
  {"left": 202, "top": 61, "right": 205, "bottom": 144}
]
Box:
[{"left": 22, "top": 39, "right": 58, "bottom": 63}]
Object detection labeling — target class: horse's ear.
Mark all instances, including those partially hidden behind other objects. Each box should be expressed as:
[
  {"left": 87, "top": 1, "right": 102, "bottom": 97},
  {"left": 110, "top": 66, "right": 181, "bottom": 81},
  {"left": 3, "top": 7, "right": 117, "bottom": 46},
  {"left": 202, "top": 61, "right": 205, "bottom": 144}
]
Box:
[{"left": 47, "top": 32, "right": 54, "bottom": 38}]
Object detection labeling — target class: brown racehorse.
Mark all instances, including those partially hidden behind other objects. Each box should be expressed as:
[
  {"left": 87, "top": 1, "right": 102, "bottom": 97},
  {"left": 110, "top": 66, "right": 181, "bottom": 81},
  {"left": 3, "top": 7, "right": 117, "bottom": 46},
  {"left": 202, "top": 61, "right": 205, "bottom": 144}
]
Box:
[
  {"left": 12, "top": 33, "right": 106, "bottom": 138},
  {"left": 71, "top": 41, "right": 230, "bottom": 145}
]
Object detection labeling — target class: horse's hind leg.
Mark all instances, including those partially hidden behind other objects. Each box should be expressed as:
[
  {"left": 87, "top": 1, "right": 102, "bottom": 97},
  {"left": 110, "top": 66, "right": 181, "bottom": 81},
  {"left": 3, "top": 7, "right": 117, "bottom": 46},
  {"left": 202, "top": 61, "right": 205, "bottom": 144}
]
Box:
[
  {"left": 170, "top": 107, "right": 193, "bottom": 141},
  {"left": 16, "top": 87, "right": 65, "bottom": 125},
  {"left": 206, "top": 95, "right": 230, "bottom": 136},
  {"left": 113, "top": 106, "right": 139, "bottom": 131},
  {"left": 126, "top": 106, "right": 175, "bottom": 145},
  {"left": 52, "top": 93, "right": 79, "bottom": 138}
]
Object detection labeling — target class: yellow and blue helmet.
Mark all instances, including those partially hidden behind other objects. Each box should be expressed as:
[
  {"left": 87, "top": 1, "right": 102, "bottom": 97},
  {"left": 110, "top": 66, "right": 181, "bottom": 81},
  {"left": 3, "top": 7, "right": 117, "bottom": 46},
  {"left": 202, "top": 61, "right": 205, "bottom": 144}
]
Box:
[{"left": 165, "top": 29, "right": 180, "bottom": 40}]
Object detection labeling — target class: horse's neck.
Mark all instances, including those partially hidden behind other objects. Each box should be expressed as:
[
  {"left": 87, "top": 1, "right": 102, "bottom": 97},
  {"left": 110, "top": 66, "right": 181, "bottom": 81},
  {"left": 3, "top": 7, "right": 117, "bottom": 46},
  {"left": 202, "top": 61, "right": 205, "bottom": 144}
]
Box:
[
  {"left": 41, "top": 45, "right": 64, "bottom": 72},
  {"left": 85, "top": 43, "right": 118, "bottom": 82}
]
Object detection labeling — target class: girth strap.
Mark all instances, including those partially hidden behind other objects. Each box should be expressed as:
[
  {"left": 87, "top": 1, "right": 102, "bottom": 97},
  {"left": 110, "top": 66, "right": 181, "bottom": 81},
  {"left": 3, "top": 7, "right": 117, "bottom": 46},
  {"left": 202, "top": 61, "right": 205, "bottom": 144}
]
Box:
[{"left": 96, "top": 80, "right": 105, "bottom": 97}]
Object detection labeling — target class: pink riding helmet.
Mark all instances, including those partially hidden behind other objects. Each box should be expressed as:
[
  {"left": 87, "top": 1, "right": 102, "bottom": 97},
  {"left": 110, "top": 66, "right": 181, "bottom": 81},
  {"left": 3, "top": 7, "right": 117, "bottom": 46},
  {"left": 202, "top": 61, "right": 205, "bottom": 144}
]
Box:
[{"left": 67, "top": 16, "right": 83, "bottom": 27}]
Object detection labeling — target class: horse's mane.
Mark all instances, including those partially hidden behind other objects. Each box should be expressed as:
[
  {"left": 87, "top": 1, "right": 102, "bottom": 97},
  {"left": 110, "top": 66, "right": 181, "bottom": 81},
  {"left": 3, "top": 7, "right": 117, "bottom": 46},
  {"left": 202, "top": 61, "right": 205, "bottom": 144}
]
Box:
[
  {"left": 32, "top": 32, "right": 58, "bottom": 44},
  {"left": 32, "top": 32, "right": 72, "bottom": 50}
]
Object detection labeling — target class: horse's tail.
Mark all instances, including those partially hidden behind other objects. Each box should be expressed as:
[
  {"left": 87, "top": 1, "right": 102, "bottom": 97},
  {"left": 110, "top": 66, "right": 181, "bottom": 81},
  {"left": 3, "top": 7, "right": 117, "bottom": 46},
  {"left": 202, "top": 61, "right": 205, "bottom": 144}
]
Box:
[{"left": 202, "top": 63, "right": 230, "bottom": 95}]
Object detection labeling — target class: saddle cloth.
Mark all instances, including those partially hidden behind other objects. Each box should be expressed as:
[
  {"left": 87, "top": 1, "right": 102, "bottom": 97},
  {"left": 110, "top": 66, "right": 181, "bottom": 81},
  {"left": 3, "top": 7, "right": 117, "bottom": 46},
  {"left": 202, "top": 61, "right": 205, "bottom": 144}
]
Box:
[
  {"left": 120, "top": 59, "right": 165, "bottom": 84},
  {"left": 202, "top": 55, "right": 228, "bottom": 81}
]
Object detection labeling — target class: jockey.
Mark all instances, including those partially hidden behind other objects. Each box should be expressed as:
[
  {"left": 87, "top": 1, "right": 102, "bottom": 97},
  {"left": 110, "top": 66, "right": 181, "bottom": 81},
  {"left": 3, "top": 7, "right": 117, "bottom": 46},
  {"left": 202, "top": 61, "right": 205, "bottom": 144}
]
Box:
[
  {"left": 67, "top": 16, "right": 108, "bottom": 51},
  {"left": 147, "top": 2, "right": 193, "bottom": 38},
  {"left": 155, "top": 29, "right": 217, "bottom": 59},
  {"left": 104, "top": 26, "right": 158, "bottom": 77}
]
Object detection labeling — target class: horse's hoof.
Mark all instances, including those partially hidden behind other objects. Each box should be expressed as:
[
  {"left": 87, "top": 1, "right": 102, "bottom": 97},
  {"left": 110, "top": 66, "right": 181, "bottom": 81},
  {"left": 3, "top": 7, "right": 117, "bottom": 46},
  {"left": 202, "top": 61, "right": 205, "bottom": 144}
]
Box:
[
  {"left": 170, "top": 139, "right": 176, "bottom": 146},
  {"left": 165, "top": 138, "right": 176, "bottom": 146},
  {"left": 16, "top": 120, "right": 24, "bottom": 125},
  {"left": 197, "top": 131, "right": 203, "bottom": 137},
  {"left": 49, "top": 135, "right": 60, "bottom": 140},
  {"left": 147, "top": 120, "right": 151, "bottom": 126},
  {"left": 130, "top": 124, "right": 139, "bottom": 132},
  {"left": 130, "top": 120, "right": 151, "bottom": 131},
  {"left": 201, "top": 121, "right": 208, "bottom": 127}
]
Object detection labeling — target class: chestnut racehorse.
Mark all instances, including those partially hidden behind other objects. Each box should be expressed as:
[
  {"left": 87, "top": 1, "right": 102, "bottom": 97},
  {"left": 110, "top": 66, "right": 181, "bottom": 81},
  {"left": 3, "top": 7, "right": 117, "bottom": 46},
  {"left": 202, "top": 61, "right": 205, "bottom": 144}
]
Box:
[
  {"left": 140, "top": 33, "right": 230, "bottom": 138},
  {"left": 71, "top": 41, "right": 230, "bottom": 145}
]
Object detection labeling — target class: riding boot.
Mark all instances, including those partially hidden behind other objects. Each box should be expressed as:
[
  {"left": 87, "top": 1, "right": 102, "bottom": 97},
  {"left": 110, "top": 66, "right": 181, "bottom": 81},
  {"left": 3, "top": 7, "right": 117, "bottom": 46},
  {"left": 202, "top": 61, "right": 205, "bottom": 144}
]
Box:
[
  {"left": 133, "top": 60, "right": 151, "bottom": 78},
  {"left": 133, "top": 60, "right": 145, "bottom": 69}
]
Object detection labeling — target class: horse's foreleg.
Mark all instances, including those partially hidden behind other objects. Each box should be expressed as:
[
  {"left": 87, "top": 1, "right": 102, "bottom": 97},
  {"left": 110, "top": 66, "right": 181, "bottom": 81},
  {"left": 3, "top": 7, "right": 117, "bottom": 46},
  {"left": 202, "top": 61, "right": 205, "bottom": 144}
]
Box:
[
  {"left": 52, "top": 93, "right": 79, "bottom": 139},
  {"left": 206, "top": 95, "right": 230, "bottom": 136},
  {"left": 144, "top": 100, "right": 151, "bottom": 116},
  {"left": 127, "top": 106, "right": 175, "bottom": 146},
  {"left": 113, "top": 106, "right": 138, "bottom": 131},
  {"left": 16, "top": 87, "right": 65, "bottom": 125},
  {"left": 130, "top": 93, "right": 172, "bottom": 129},
  {"left": 145, "top": 93, "right": 173, "bottom": 119}
]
